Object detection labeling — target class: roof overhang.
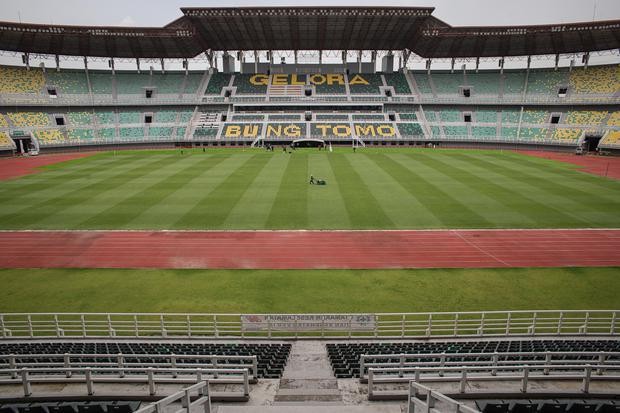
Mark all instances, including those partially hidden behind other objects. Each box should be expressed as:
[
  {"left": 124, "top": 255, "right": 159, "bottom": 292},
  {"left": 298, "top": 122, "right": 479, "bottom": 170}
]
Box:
[{"left": 0, "top": 7, "right": 618, "bottom": 58}]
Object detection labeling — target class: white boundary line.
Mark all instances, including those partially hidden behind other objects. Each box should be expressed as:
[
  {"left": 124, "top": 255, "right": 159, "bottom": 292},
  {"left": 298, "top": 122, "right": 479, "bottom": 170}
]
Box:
[{"left": 0, "top": 228, "right": 618, "bottom": 233}]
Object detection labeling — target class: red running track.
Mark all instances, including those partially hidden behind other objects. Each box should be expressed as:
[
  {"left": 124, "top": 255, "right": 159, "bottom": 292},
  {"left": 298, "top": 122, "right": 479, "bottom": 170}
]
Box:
[
  {"left": 0, "top": 229, "right": 619, "bottom": 269},
  {"left": 0, "top": 153, "right": 92, "bottom": 180},
  {"left": 518, "top": 151, "right": 620, "bottom": 180}
]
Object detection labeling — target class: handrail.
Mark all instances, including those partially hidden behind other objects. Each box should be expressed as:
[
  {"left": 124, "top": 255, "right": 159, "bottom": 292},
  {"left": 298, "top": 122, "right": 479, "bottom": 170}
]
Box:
[
  {"left": 0, "top": 366, "right": 250, "bottom": 398},
  {"left": 0, "top": 353, "right": 258, "bottom": 380},
  {"left": 367, "top": 364, "right": 620, "bottom": 399},
  {"left": 359, "top": 351, "right": 620, "bottom": 379},
  {"left": 407, "top": 381, "right": 480, "bottom": 413},
  {"left": 1, "top": 310, "right": 617, "bottom": 339},
  {"left": 131, "top": 381, "right": 211, "bottom": 413}
]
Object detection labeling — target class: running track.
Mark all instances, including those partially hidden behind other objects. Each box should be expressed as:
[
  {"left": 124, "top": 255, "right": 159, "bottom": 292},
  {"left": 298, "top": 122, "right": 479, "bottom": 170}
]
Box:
[{"left": 0, "top": 229, "right": 618, "bottom": 269}]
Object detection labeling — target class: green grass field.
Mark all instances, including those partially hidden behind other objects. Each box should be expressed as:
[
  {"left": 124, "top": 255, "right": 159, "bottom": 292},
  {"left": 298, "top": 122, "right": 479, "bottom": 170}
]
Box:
[
  {"left": 0, "top": 148, "right": 618, "bottom": 230},
  {"left": 0, "top": 267, "right": 617, "bottom": 313}
]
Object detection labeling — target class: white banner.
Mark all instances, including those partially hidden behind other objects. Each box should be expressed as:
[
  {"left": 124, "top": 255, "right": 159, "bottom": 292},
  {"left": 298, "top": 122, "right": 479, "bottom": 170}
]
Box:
[{"left": 241, "top": 314, "right": 376, "bottom": 332}]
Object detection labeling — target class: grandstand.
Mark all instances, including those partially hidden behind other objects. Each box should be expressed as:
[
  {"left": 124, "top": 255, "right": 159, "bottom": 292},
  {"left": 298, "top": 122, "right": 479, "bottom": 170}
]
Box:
[
  {"left": 0, "top": 66, "right": 618, "bottom": 151},
  {"left": 0, "top": 4, "right": 619, "bottom": 413}
]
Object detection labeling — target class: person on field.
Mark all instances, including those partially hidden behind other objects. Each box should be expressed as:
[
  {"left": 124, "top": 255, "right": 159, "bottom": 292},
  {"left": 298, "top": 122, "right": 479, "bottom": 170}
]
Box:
[{"left": 309, "top": 175, "right": 315, "bottom": 185}]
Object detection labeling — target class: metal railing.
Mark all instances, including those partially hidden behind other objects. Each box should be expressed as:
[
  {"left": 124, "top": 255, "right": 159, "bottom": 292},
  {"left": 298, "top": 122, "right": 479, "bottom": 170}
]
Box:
[
  {"left": 359, "top": 351, "right": 620, "bottom": 380},
  {"left": 134, "top": 382, "right": 211, "bottom": 413},
  {"left": 0, "top": 353, "right": 258, "bottom": 381},
  {"left": 1, "top": 366, "right": 250, "bottom": 398},
  {"left": 135, "top": 381, "right": 211, "bottom": 413},
  {"left": 0, "top": 310, "right": 617, "bottom": 339},
  {"left": 367, "top": 364, "right": 620, "bottom": 399},
  {"left": 407, "top": 381, "right": 480, "bottom": 413}
]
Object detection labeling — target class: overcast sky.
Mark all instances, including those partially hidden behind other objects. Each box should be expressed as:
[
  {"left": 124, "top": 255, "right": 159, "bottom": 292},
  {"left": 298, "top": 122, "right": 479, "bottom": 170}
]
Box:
[{"left": 0, "top": 0, "right": 618, "bottom": 27}]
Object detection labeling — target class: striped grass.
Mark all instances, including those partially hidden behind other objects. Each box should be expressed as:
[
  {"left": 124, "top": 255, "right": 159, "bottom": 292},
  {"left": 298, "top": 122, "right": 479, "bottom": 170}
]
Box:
[{"left": 0, "top": 147, "right": 618, "bottom": 230}]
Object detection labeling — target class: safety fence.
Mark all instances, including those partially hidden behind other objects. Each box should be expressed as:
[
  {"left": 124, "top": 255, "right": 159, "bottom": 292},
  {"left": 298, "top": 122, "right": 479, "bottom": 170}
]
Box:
[
  {"left": 0, "top": 310, "right": 617, "bottom": 339},
  {"left": 0, "top": 353, "right": 258, "bottom": 381},
  {"left": 134, "top": 382, "right": 212, "bottom": 413},
  {"left": 367, "top": 364, "right": 620, "bottom": 400},
  {"left": 359, "top": 351, "right": 620, "bottom": 380},
  {"left": 0, "top": 366, "right": 250, "bottom": 399},
  {"left": 407, "top": 381, "right": 480, "bottom": 413}
]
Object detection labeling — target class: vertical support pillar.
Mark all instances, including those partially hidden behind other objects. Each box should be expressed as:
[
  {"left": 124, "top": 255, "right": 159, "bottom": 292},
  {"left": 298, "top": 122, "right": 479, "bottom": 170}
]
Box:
[
  {"left": 254, "top": 51, "right": 259, "bottom": 73},
  {"left": 160, "top": 58, "right": 165, "bottom": 74},
  {"left": 136, "top": 58, "right": 141, "bottom": 73},
  {"left": 55, "top": 55, "right": 60, "bottom": 72}
]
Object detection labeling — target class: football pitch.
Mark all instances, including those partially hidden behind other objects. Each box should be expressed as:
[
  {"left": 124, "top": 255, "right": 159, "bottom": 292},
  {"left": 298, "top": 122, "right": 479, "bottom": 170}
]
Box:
[{"left": 0, "top": 147, "right": 618, "bottom": 230}]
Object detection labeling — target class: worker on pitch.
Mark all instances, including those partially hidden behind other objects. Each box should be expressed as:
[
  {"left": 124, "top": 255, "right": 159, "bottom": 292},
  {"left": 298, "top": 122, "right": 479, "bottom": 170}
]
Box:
[{"left": 309, "top": 175, "right": 315, "bottom": 185}]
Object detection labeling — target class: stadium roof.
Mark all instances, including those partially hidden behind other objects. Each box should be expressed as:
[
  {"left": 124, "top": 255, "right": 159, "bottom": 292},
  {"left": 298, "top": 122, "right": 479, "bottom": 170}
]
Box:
[{"left": 0, "top": 6, "right": 618, "bottom": 58}]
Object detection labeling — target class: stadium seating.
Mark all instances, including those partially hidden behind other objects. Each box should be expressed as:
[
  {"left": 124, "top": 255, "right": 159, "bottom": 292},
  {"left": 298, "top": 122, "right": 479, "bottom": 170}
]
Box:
[
  {"left": 500, "top": 110, "right": 521, "bottom": 124},
  {"left": 0, "top": 66, "right": 45, "bottom": 93},
  {"left": 193, "top": 127, "right": 218, "bottom": 137},
  {"left": 383, "top": 73, "right": 411, "bottom": 94},
  {"left": 551, "top": 128, "right": 582, "bottom": 142},
  {"left": 176, "top": 127, "right": 187, "bottom": 138},
  {"left": 0, "top": 114, "right": 8, "bottom": 128},
  {"left": 327, "top": 340, "right": 620, "bottom": 378},
  {"left": 569, "top": 65, "right": 620, "bottom": 94},
  {"left": 519, "top": 127, "right": 547, "bottom": 140},
  {"left": 119, "top": 127, "right": 144, "bottom": 139},
  {"left": 268, "top": 114, "right": 301, "bottom": 121},
  {"left": 352, "top": 114, "right": 384, "bottom": 121},
  {"left": 233, "top": 74, "right": 268, "bottom": 94},
  {"left": 8, "top": 112, "right": 50, "bottom": 127},
  {"left": 430, "top": 126, "right": 441, "bottom": 137},
  {"left": 314, "top": 78, "right": 346, "bottom": 95},
  {"left": 432, "top": 73, "right": 465, "bottom": 95},
  {"left": 439, "top": 110, "right": 462, "bottom": 122},
  {"left": 399, "top": 113, "right": 417, "bottom": 120},
  {"left": 67, "top": 112, "right": 94, "bottom": 126},
  {"left": 89, "top": 73, "right": 114, "bottom": 95},
  {"left": 316, "top": 114, "right": 349, "bottom": 121},
  {"left": 231, "top": 114, "right": 265, "bottom": 121},
  {"left": 443, "top": 125, "right": 469, "bottom": 136},
  {"left": 183, "top": 73, "right": 204, "bottom": 94},
  {"left": 148, "top": 127, "right": 174, "bottom": 137},
  {"left": 348, "top": 73, "right": 383, "bottom": 94},
  {"left": 46, "top": 70, "right": 90, "bottom": 94},
  {"left": 411, "top": 73, "right": 433, "bottom": 94},
  {"left": 67, "top": 128, "right": 95, "bottom": 141},
  {"left": 0, "top": 401, "right": 142, "bottom": 413},
  {"left": 502, "top": 72, "right": 527, "bottom": 95},
  {"left": 466, "top": 72, "right": 501, "bottom": 95},
  {"left": 521, "top": 110, "right": 549, "bottom": 124},
  {"left": 115, "top": 73, "right": 149, "bottom": 95},
  {"left": 0, "top": 132, "right": 14, "bottom": 149},
  {"left": 475, "top": 400, "right": 620, "bottom": 413},
  {"left": 501, "top": 127, "right": 519, "bottom": 138},
  {"left": 424, "top": 111, "right": 437, "bottom": 121},
  {"left": 397, "top": 123, "right": 423, "bottom": 136},
  {"left": 205, "top": 73, "right": 232, "bottom": 95},
  {"left": 472, "top": 126, "right": 498, "bottom": 138},
  {"left": 565, "top": 111, "right": 607, "bottom": 125},
  {"left": 476, "top": 110, "right": 498, "bottom": 123},
  {"left": 0, "top": 342, "right": 291, "bottom": 379},
  {"left": 602, "top": 130, "right": 620, "bottom": 145},
  {"left": 155, "top": 110, "right": 178, "bottom": 123},
  {"left": 607, "top": 112, "right": 620, "bottom": 126},
  {"left": 150, "top": 73, "right": 186, "bottom": 94},
  {"left": 179, "top": 111, "right": 195, "bottom": 122},
  {"left": 96, "top": 111, "right": 116, "bottom": 125},
  {"left": 98, "top": 128, "right": 116, "bottom": 139},
  {"left": 34, "top": 129, "right": 64, "bottom": 144},
  {"left": 118, "top": 111, "right": 142, "bottom": 124},
  {"left": 526, "top": 69, "right": 568, "bottom": 95}
]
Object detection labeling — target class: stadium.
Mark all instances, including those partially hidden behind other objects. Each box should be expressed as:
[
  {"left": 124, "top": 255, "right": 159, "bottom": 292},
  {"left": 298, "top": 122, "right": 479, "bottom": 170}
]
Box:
[{"left": 0, "top": 1, "right": 619, "bottom": 412}]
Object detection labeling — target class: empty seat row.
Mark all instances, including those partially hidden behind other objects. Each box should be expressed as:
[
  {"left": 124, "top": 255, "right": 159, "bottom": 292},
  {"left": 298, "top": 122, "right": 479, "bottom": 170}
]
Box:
[
  {"left": 0, "top": 342, "right": 291, "bottom": 379},
  {"left": 0, "top": 402, "right": 141, "bottom": 413},
  {"left": 477, "top": 399, "right": 620, "bottom": 413},
  {"left": 327, "top": 340, "right": 620, "bottom": 378}
]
